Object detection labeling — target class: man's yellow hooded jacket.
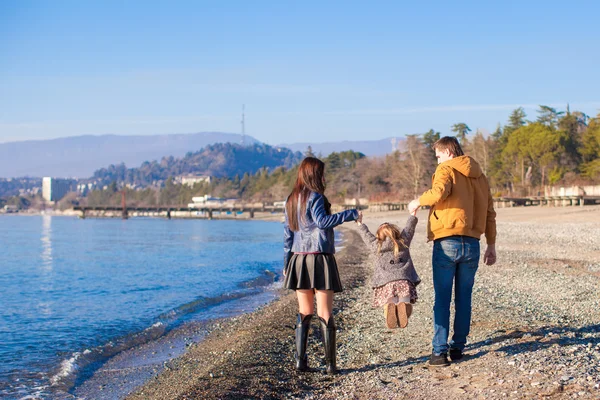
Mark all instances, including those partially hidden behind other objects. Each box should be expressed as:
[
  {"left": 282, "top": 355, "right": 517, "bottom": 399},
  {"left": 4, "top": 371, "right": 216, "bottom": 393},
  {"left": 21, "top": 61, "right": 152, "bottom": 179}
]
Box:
[{"left": 418, "top": 156, "right": 496, "bottom": 244}]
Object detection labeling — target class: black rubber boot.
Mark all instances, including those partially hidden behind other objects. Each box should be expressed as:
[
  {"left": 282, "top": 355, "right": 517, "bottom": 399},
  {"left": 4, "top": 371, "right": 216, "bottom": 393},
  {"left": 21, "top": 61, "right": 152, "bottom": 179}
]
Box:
[
  {"left": 319, "top": 316, "right": 337, "bottom": 375},
  {"left": 295, "top": 313, "right": 312, "bottom": 371}
]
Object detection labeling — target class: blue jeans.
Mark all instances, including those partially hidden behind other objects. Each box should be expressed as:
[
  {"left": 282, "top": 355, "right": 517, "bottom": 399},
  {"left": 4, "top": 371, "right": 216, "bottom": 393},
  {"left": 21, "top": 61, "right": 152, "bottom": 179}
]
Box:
[{"left": 432, "top": 236, "right": 480, "bottom": 355}]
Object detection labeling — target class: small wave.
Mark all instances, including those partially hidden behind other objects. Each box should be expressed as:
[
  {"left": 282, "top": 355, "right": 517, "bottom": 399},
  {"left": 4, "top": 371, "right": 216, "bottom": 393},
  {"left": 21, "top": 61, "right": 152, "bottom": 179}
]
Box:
[
  {"left": 160, "top": 270, "right": 279, "bottom": 320},
  {"left": 1, "top": 373, "right": 53, "bottom": 400},
  {"left": 49, "top": 322, "right": 166, "bottom": 393},
  {"left": 50, "top": 271, "right": 279, "bottom": 395},
  {"left": 238, "top": 269, "right": 279, "bottom": 288},
  {"left": 120, "top": 285, "right": 170, "bottom": 294}
]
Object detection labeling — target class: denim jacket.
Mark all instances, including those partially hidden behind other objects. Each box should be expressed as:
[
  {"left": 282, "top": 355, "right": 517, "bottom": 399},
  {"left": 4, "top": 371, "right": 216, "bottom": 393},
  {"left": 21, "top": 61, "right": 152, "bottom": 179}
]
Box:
[{"left": 284, "top": 191, "right": 358, "bottom": 268}]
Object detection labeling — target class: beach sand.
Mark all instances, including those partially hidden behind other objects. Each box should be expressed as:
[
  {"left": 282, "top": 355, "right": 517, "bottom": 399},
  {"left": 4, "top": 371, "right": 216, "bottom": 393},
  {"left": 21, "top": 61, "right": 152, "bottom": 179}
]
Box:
[{"left": 125, "top": 206, "right": 600, "bottom": 399}]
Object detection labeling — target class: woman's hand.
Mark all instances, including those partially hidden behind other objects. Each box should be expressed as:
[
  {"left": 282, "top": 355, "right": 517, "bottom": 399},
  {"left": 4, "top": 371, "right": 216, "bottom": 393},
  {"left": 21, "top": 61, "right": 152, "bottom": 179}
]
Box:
[{"left": 356, "top": 211, "right": 363, "bottom": 225}]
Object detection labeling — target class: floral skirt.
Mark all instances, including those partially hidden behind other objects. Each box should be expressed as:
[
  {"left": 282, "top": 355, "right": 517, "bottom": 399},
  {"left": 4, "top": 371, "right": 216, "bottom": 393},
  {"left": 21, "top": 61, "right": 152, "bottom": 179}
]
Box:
[{"left": 372, "top": 280, "right": 418, "bottom": 307}]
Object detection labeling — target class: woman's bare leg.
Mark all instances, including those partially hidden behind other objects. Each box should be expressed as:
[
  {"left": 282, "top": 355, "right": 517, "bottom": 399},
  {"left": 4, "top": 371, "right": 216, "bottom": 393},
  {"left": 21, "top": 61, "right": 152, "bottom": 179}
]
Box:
[
  {"left": 315, "top": 289, "right": 334, "bottom": 321},
  {"left": 296, "top": 289, "right": 315, "bottom": 317}
]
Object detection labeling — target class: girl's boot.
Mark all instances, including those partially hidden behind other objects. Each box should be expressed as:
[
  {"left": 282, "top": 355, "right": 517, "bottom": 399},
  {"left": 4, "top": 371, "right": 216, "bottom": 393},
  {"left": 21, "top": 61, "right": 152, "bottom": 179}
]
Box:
[
  {"left": 319, "top": 316, "right": 337, "bottom": 375},
  {"left": 397, "top": 302, "right": 413, "bottom": 328},
  {"left": 295, "top": 313, "right": 312, "bottom": 371}
]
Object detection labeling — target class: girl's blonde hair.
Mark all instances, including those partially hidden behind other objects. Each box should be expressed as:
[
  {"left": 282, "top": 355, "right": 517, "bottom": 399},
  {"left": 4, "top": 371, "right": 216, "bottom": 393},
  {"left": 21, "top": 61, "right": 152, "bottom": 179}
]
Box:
[{"left": 376, "top": 223, "right": 407, "bottom": 257}]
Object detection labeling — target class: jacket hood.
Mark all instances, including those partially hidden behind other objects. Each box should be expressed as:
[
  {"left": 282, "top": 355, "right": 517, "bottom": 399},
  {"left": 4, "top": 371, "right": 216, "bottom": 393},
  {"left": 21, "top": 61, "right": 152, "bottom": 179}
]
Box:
[{"left": 444, "top": 155, "right": 483, "bottom": 178}]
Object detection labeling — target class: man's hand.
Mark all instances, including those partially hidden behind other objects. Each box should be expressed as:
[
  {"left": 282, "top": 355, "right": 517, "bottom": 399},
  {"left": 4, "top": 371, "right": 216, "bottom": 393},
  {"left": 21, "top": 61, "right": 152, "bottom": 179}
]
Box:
[
  {"left": 484, "top": 244, "right": 496, "bottom": 266},
  {"left": 408, "top": 199, "right": 420, "bottom": 215}
]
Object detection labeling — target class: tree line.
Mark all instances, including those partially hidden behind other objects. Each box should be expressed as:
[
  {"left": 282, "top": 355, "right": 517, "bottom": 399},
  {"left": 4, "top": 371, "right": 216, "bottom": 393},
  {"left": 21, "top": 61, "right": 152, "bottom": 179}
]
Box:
[
  {"left": 84, "top": 150, "right": 366, "bottom": 207},
  {"left": 84, "top": 104, "right": 600, "bottom": 208},
  {"left": 8, "top": 105, "right": 600, "bottom": 209}
]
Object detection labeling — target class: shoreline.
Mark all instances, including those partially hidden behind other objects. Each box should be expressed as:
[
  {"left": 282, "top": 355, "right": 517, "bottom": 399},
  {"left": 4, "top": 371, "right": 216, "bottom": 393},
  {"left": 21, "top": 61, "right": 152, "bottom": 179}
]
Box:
[
  {"left": 125, "top": 227, "right": 370, "bottom": 399},
  {"left": 126, "top": 206, "right": 600, "bottom": 399},
  {"left": 0, "top": 215, "right": 287, "bottom": 399},
  {"left": 67, "top": 287, "right": 282, "bottom": 399},
  {"left": 65, "top": 229, "right": 348, "bottom": 399}
]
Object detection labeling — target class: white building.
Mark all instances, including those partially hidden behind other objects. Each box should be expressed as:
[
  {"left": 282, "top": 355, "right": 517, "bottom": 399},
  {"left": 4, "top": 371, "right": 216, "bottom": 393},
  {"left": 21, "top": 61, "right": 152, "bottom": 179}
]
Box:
[
  {"left": 178, "top": 175, "right": 211, "bottom": 187},
  {"left": 42, "top": 177, "right": 72, "bottom": 202},
  {"left": 188, "top": 194, "right": 237, "bottom": 208}
]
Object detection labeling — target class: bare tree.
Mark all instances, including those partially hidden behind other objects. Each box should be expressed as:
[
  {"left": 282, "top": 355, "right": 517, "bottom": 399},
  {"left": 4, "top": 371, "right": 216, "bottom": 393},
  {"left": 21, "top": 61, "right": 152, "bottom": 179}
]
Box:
[
  {"left": 389, "top": 135, "right": 430, "bottom": 199},
  {"left": 471, "top": 130, "right": 490, "bottom": 174}
]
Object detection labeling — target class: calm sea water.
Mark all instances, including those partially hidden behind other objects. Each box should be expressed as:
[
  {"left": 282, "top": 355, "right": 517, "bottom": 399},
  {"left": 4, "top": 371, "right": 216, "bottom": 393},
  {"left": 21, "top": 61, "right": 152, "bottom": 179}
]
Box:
[{"left": 0, "top": 215, "right": 284, "bottom": 399}]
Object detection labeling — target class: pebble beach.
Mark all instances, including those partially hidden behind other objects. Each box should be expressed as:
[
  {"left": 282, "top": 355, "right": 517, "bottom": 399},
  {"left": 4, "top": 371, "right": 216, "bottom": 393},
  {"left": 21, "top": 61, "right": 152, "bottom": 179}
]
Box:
[{"left": 126, "top": 205, "right": 600, "bottom": 400}]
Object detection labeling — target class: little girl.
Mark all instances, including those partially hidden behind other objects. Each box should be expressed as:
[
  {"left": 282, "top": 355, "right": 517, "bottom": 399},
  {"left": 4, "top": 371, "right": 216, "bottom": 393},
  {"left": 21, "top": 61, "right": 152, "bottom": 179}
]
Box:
[{"left": 356, "top": 211, "right": 420, "bottom": 329}]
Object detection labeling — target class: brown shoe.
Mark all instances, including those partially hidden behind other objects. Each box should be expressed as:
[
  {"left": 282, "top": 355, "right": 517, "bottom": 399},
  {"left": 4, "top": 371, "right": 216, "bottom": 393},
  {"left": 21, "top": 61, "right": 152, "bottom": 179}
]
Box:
[
  {"left": 384, "top": 303, "right": 399, "bottom": 329},
  {"left": 397, "top": 302, "right": 412, "bottom": 328}
]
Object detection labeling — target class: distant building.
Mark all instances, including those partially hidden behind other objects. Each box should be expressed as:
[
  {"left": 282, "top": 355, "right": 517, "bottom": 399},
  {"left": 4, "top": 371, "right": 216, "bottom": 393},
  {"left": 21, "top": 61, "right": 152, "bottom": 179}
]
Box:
[
  {"left": 76, "top": 183, "right": 95, "bottom": 195},
  {"left": 188, "top": 194, "right": 237, "bottom": 208},
  {"left": 344, "top": 198, "right": 369, "bottom": 206},
  {"left": 42, "top": 177, "right": 72, "bottom": 202},
  {"left": 178, "top": 175, "right": 211, "bottom": 187}
]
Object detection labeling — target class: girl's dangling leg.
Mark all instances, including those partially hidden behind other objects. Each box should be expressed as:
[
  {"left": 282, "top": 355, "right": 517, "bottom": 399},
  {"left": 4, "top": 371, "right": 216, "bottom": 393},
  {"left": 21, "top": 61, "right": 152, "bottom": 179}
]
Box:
[
  {"left": 384, "top": 300, "right": 399, "bottom": 329},
  {"left": 396, "top": 301, "right": 413, "bottom": 328}
]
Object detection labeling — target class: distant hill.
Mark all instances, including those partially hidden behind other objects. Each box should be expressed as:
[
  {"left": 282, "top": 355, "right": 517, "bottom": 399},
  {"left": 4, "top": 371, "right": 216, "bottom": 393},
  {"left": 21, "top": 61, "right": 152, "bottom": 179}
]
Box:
[
  {"left": 0, "top": 177, "right": 41, "bottom": 198},
  {"left": 279, "top": 137, "right": 408, "bottom": 157},
  {"left": 91, "top": 143, "right": 304, "bottom": 186},
  {"left": 0, "top": 132, "right": 409, "bottom": 179},
  {"left": 0, "top": 132, "right": 260, "bottom": 178}
]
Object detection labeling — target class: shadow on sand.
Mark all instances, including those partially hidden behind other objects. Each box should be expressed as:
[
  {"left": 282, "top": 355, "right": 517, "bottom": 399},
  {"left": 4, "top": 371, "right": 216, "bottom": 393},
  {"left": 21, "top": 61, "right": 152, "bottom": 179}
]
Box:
[{"left": 341, "top": 323, "right": 600, "bottom": 373}]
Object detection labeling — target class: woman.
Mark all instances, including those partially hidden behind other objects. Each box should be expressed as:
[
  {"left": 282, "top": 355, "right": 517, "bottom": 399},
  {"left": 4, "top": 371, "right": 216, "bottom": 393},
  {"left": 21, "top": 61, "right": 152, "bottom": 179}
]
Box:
[{"left": 283, "top": 157, "right": 358, "bottom": 374}]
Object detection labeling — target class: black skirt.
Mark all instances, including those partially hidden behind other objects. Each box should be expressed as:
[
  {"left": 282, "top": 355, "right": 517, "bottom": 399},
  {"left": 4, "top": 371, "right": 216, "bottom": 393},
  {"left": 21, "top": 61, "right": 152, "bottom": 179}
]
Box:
[{"left": 284, "top": 253, "right": 343, "bottom": 293}]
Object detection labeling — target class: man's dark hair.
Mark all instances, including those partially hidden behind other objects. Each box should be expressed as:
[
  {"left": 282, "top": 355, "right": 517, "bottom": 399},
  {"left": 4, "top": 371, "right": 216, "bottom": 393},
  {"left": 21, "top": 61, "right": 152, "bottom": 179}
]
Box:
[{"left": 433, "top": 136, "right": 464, "bottom": 157}]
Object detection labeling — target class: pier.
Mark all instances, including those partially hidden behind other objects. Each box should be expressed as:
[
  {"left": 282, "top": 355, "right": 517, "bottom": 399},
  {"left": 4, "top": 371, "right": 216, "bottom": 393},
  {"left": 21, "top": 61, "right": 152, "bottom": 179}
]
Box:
[
  {"left": 73, "top": 205, "right": 285, "bottom": 219},
  {"left": 493, "top": 195, "right": 600, "bottom": 208},
  {"left": 73, "top": 194, "right": 600, "bottom": 220}
]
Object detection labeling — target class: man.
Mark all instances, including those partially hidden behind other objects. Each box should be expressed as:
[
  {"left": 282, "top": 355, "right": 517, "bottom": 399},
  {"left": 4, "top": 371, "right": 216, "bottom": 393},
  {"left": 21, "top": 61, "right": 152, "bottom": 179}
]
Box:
[{"left": 408, "top": 136, "right": 497, "bottom": 367}]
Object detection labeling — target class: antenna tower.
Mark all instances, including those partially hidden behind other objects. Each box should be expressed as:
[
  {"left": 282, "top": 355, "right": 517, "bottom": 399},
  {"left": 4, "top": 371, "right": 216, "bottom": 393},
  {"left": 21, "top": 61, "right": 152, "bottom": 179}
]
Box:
[{"left": 241, "top": 104, "right": 246, "bottom": 145}]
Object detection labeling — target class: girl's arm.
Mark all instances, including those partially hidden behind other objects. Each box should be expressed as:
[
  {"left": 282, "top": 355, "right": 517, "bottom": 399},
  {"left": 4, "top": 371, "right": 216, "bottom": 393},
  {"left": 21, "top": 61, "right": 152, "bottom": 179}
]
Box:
[
  {"left": 310, "top": 193, "right": 358, "bottom": 229},
  {"left": 357, "top": 223, "right": 379, "bottom": 251},
  {"left": 400, "top": 215, "right": 418, "bottom": 246},
  {"left": 283, "top": 213, "right": 294, "bottom": 272}
]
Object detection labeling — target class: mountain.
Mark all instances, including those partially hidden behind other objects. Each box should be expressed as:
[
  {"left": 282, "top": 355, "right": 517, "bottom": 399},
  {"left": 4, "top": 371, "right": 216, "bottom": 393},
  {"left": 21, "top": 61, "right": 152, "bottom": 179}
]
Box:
[
  {"left": 0, "top": 132, "right": 409, "bottom": 179},
  {"left": 278, "top": 137, "right": 408, "bottom": 157},
  {"left": 0, "top": 132, "right": 260, "bottom": 178},
  {"left": 91, "top": 143, "right": 303, "bottom": 186}
]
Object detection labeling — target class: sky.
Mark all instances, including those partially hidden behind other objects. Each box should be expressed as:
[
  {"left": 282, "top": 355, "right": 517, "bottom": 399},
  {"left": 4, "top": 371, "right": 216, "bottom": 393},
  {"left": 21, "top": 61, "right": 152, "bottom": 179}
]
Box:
[{"left": 1, "top": 0, "right": 599, "bottom": 145}]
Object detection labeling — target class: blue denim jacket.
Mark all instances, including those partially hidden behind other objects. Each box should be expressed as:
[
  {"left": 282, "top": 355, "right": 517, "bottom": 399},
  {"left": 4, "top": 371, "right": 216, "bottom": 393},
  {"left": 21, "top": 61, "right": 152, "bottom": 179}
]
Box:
[{"left": 284, "top": 191, "right": 359, "bottom": 268}]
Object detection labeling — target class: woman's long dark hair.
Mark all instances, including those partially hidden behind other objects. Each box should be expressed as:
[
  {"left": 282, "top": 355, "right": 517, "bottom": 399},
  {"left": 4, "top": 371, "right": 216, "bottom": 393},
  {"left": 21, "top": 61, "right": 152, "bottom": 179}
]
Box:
[{"left": 286, "top": 157, "right": 331, "bottom": 231}]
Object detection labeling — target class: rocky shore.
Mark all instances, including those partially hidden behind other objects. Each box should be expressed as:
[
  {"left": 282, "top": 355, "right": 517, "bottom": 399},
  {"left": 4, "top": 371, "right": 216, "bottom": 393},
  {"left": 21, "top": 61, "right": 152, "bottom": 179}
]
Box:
[{"left": 127, "top": 206, "right": 600, "bottom": 400}]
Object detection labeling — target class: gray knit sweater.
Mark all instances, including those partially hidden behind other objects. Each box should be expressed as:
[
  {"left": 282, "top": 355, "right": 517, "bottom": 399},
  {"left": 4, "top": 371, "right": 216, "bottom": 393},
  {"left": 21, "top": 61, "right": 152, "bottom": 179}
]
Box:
[{"left": 357, "top": 216, "right": 421, "bottom": 289}]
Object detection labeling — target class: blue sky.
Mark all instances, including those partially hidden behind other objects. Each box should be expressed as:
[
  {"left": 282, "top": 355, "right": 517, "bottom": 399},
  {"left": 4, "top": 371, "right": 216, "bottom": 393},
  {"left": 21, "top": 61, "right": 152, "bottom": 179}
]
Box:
[{"left": 1, "top": 0, "right": 599, "bottom": 145}]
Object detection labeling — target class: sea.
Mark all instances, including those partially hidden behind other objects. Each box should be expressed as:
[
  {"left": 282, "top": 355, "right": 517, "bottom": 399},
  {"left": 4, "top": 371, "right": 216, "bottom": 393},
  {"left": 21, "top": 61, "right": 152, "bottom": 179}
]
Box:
[{"left": 0, "top": 214, "right": 294, "bottom": 399}]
